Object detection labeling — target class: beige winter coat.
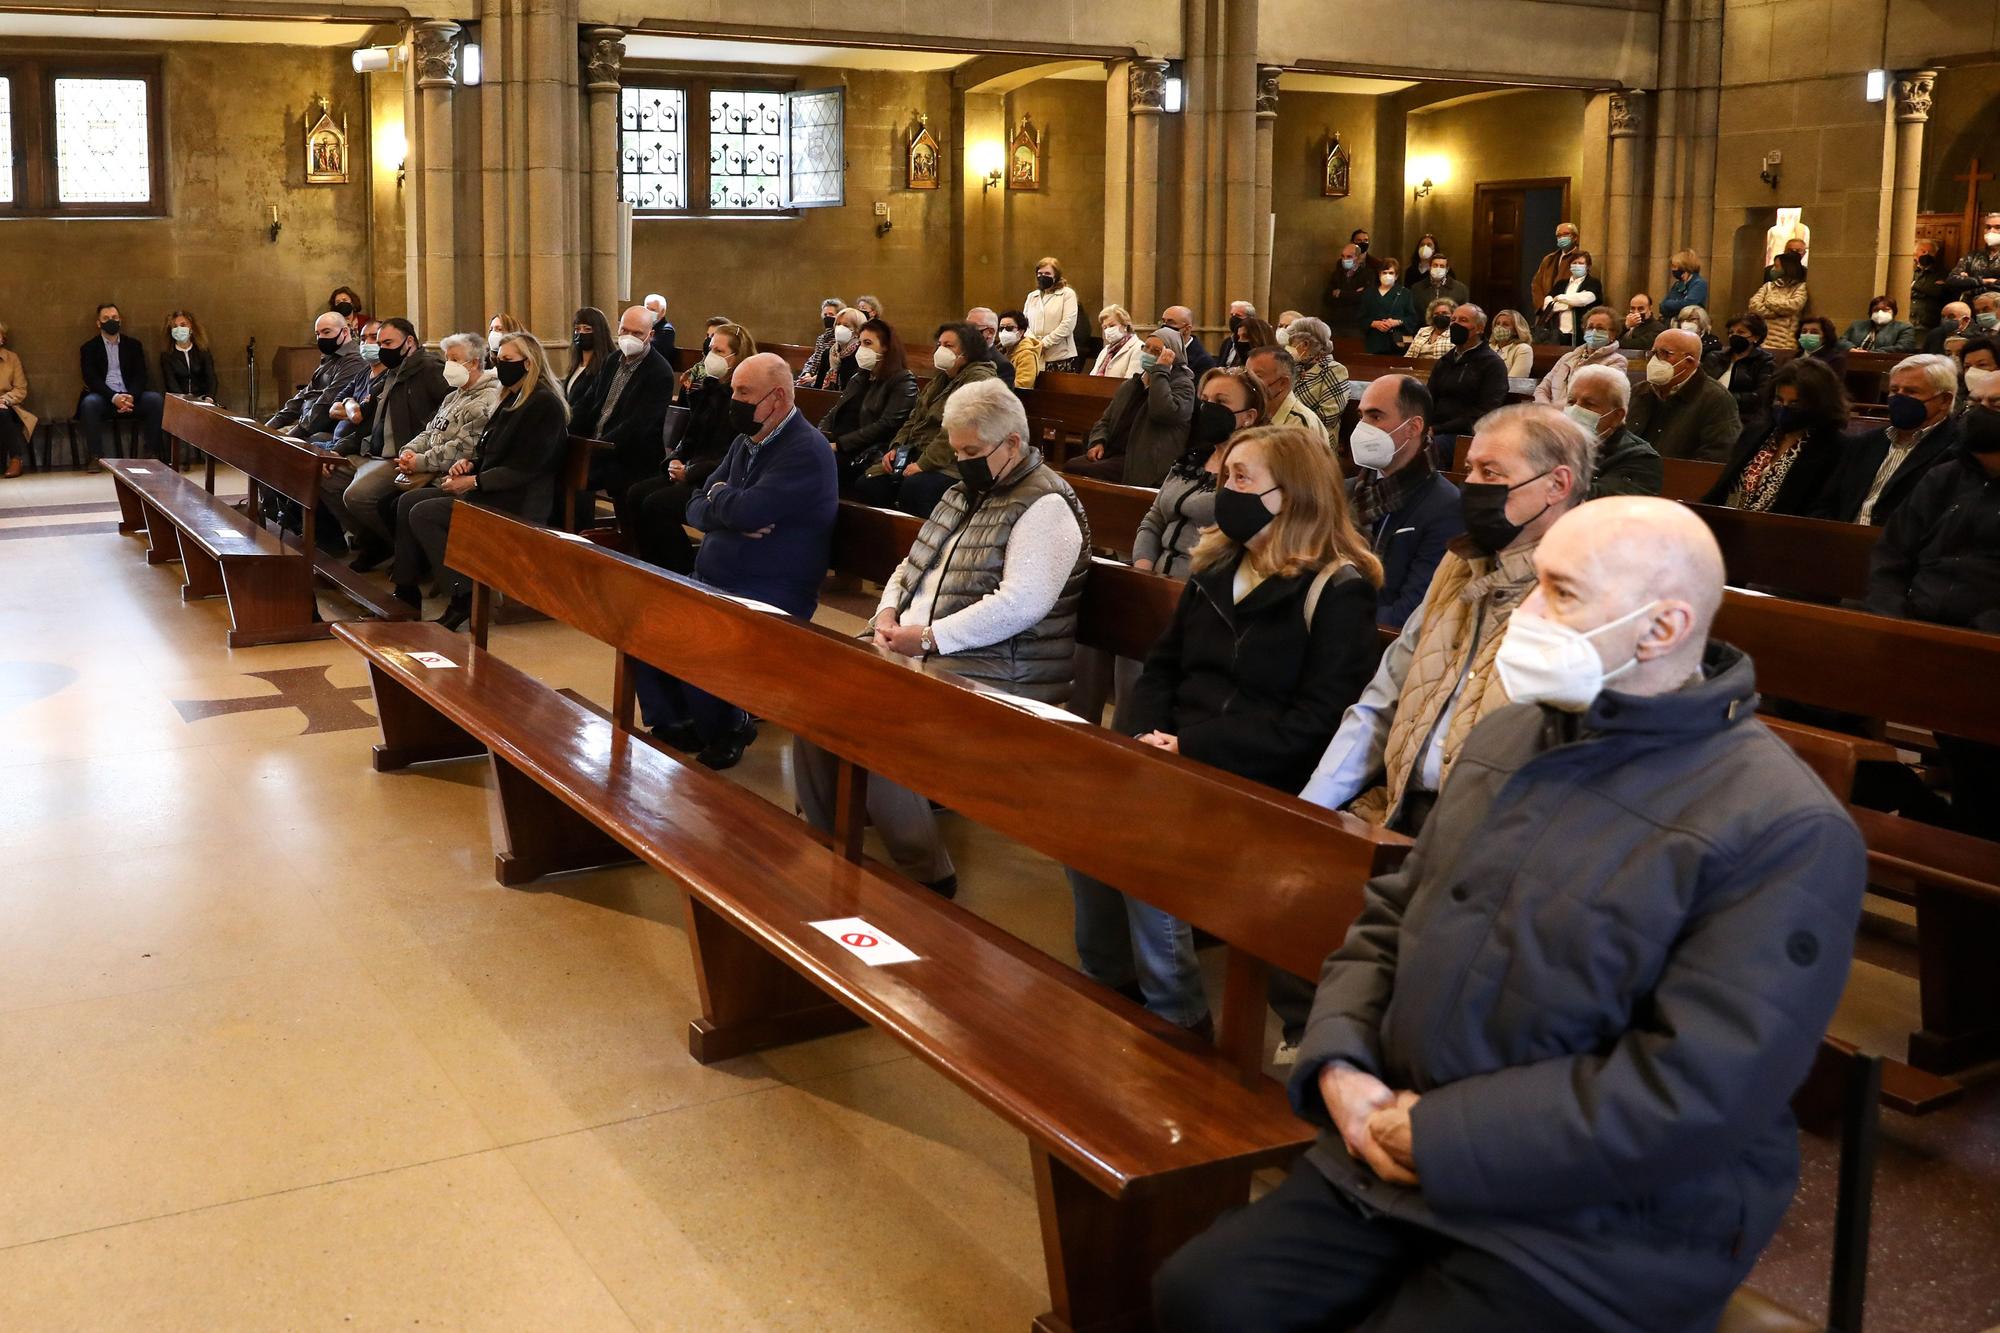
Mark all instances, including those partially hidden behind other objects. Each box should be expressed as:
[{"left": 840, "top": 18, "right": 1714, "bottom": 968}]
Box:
[{"left": 0, "top": 349, "right": 36, "bottom": 441}]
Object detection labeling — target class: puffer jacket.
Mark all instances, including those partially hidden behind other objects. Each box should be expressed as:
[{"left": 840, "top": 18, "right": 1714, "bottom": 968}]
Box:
[
  {"left": 1865, "top": 446, "right": 2000, "bottom": 632},
  {"left": 403, "top": 374, "right": 504, "bottom": 473},
  {"left": 1132, "top": 470, "right": 1216, "bottom": 577},
  {"left": 1291, "top": 642, "right": 1866, "bottom": 1333}
]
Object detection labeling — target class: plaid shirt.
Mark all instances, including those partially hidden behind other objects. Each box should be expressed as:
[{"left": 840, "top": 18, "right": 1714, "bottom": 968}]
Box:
[{"left": 1295, "top": 355, "right": 1351, "bottom": 435}]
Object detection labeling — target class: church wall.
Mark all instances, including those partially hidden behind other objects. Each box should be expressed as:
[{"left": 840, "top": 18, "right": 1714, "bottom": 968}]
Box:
[
  {"left": 1399, "top": 88, "right": 1588, "bottom": 307},
  {"left": 993, "top": 78, "right": 1109, "bottom": 326},
  {"left": 1, "top": 40, "right": 375, "bottom": 422},
  {"left": 1919, "top": 63, "right": 2000, "bottom": 220},
  {"left": 1259, "top": 0, "right": 1658, "bottom": 90},
  {"left": 580, "top": 0, "right": 1181, "bottom": 59},
  {"left": 1268, "top": 91, "right": 1383, "bottom": 321}
]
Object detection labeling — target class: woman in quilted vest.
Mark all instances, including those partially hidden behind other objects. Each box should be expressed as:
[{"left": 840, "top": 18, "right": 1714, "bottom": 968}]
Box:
[{"left": 1069, "top": 425, "right": 1384, "bottom": 1035}]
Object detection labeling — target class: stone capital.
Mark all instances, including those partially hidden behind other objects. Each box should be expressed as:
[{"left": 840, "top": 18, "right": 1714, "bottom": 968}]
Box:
[
  {"left": 581, "top": 26, "right": 627, "bottom": 93},
  {"left": 1129, "top": 57, "right": 1171, "bottom": 116},
  {"left": 1608, "top": 89, "right": 1646, "bottom": 138},
  {"left": 409, "top": 20, "right": 461, "bottom": 89},
  {"left": 1895, "top": 69, "right": 1936, "bottom": 123},
  {"left": 1256, "top": 65, "right": 1281, "bottom": 119}
]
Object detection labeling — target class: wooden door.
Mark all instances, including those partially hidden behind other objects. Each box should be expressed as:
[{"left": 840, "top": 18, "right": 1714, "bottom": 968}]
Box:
[{"left": 1472, "top": 177, "right": 1572, "bottom": 315}]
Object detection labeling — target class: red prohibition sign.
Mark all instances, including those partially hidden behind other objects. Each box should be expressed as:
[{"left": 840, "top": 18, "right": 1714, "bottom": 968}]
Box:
[{"left": 842, "top": 932, "right": 879, "bottom": 949}]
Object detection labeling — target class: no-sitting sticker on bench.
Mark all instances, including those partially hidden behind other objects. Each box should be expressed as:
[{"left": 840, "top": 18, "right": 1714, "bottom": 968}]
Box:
[
  {"left": 407, "top": 651, "right": 457, "bottom": 669},
  {"left": 809, "top": 917, "right": 920, "bottom": 966}
]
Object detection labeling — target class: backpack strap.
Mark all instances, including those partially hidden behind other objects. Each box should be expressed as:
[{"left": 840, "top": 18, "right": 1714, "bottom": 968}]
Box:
[{"left": 1304, "top": 561, "right": 1362, "bottom": 631}]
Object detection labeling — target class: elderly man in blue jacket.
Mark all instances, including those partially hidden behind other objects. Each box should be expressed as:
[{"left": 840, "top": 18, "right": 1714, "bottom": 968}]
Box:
[
  {"left": 1156, "top": 496, "right": 1866, "bottom": 1333},
  {"left": 634, "top": 351, "right": 837, "bottom": 769}
]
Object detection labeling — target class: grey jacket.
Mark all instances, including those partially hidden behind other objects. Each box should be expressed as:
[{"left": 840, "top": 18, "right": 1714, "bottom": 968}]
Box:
[
  {"left": 1289, "top": 643, "right": 1865, "bottom": 1333},
  {"left": 266, "top": 343, "right": 362, "bottom": 437},
  {"left": 1132, "top": 470, "right": 1215, "bottom": 577},
  {"left": 1084, "top": 365, "right": 1197, "bottom": 487},
  {"left": 403, "top": 374, "right": 504, "bottom": 473},
  {"left": 896, "top": 448, "right": 1092, "bottom": 704}
]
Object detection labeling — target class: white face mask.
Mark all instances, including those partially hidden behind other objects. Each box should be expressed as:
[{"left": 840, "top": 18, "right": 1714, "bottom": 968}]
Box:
[
  {"left": 998, "top": 329, "right": 1021, "bottom": 348},
  {"left": 1646, "top": 357, "right": 1678, "bottom": 387},
  {"left": 487, "top": 330, "right": 503, "bottom": 352},
  {"left": 1379, "top": 272, "right": 1397, "bottom": 289},
  {"left": 854, "top": 345, "right": 882, "bottom": 372},
  {"left": 1562, "top": 402, "right": 1606, "bottom": 438},
  {"left": 1872, "top": 309, "right": 1893, "bottom": 326},
  {"left": 617, "top": 333, "right": 647, "bottom": 360},
  {"left": 702, "top": 351, "right": 731, "bottom": 379},
  {"left": 1570, "top": 264, "right": 1588, "bottom": 280},
  {"left": 1986, "top": 230, "right": 2000, "bottom": 248},
  {"left": 1103, "top": 324, "right": 1129, "bottom": 343},
  {"left": 1348, "top": 419, "right": 1403, "bottom": 472},
  {"left": 1678, "top": 321, "right": 1701, "bottom": 333},
  {"left": 1417, "top": 244, "right": 1434, "bottom": 260},
  {"left": 834, "top": 325, "right": 855, "bottom": 346},
  {"left": 1430, "top": 266, "right": 1448, "bottom": 280},
  {"left": 1274, "top": 323, "right": 1293, "bottom": 343},
  {"left": 172, "top": 326, "right": 192, "bottom": 345},
  {"left": 933, "top": 346, "right": 959, "bottom": 373},
  {"left": 1496, "top": 600, "right": 1660, "bottom": 711},
  {"left": 442, "top": 359, "right": 472, "bottom": 389},
  {"left": 1966, "top": 367, "right": 2000, "bottom": 397}
]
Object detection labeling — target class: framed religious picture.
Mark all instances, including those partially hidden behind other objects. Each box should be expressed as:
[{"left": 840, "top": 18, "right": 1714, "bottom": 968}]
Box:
[
  {"left": 1007, "top": 114, "right": 1041, "bottom": 192},
  {"left": 907, "top": 113, "right": 940, "bottom": 190},
  {"left": 1322, "top": 132, "right": 1351, "bottom": 199},
  {"left": 304, "top": 95, "right": 349, "bottom": 185}
]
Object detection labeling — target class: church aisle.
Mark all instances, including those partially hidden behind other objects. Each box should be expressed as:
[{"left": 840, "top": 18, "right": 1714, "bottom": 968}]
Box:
[{"left": 0, "top": 470, "right": 1045, "bottom": 1330}]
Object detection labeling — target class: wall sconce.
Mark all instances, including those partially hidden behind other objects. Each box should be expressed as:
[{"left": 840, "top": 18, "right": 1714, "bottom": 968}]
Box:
[
  {"left": 972, "top": 140, "right": 1005, "bottom": 193},
  {"left": 351, "top": 45, "right": 399, "bottom": 74},
  {"left": 378, "top": 128, "right": 408, "bottom": 189},
  {"left": 1405, "top": 153, "right": 1448, "bottom": 200},
  {"left": 1760, "top": 149, "right": 1782, "bottom": 189},
  {"left": 267, "top": 204, "right": 282, "bottom": 244},
  {"left": 1413, "top": 178, "right": 1433, "bottom": 199}
]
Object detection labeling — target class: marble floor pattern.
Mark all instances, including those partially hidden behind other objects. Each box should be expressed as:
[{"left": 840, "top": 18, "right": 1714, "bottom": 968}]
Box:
[{"left": 0, "top": 466, "right": 1995, "bottom": 1331}]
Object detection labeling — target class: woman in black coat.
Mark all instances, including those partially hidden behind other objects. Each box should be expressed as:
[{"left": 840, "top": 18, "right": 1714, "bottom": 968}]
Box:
[
  {"left": 393, "top": 333, "right": 570, "bottom": 624},
  {"left": 621, "top": 323, "right": 753, "bottom": 575},
  {"left": 563, "top": 305, "right": 614, "bottom": 421},
  {"left": 1067, "top": 423, "right": 1383, "bottom": 1035},
  {"left": 1702, "top": 356, "right": 1848, "bottom": 518},
  {"left": 1703, "top": 312, "right": 1778, "bottom": 422},
  {"left": 819, "top": 319, "right": 919, "bottom": 491},
  {"left": 161, "top": 311, "right": 217, "bottom": 401}
]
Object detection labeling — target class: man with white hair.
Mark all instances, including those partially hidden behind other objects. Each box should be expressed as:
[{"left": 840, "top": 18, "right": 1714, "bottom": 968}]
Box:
[
  {"left": 793, "top": 377, "right": 1089, "bottom": 896},
  {"left": 965, "top": 305, "right": 1018, "bottom": 386},
  {"left": 1160, "top": 495, "right": 1865, "bottom": 1333},
  {"left": 1245, "top": 345, "right": 1330, "bottom": 446},
  {"left": 1625, "top": 326, "right": 1740, "bottom": 462},
  {"left": 1564, "top": 362, "right": 1664, "bottom": 497},
  {"left": 588, "top": 304, "right": 677, "bottom": 501},
  {"left": 634, "top": 352, "right": 838, "bottom": 769},
  {"left": 1810, "top": 352, "right": 1960, "bottom": 526},
  {"left": 1923, "top": 298, "right": 1973, "bottom": 354},
  {"left": 1424, "top": 303, "right": 1509, "bottom": 440},
  {"left": 641, "top": 292, "right": 677, "bottom": 362}
]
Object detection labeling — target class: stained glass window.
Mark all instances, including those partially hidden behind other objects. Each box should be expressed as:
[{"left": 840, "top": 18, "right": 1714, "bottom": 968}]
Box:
[
  {"left": 620, "top": 86, "right": 686, "bottom": 211},
  {"left": 54, "top": 76, "right": 152, "bottom": 204},
  {"left": 708, "top": 90, "right": 786, "bottom": 211},
  {"left": 786, "top": 88, "right": 844, "bottom": 210},
  {"left": 0, "top": 78, "right": 13, "bottom": 205}
]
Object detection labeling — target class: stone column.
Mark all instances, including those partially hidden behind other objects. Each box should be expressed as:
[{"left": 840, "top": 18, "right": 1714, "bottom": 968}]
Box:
[
  {"left": 1129, "top": 57, "right": 1169, "bottom": 323},
  {"left": 1605, "top": 90, "right": 1646, "bottom": 309},
  {"left": 581, "top": 27, "right": 626, "bottom": 317},
  {"left": 1218, "top": 0, "right": 1259, "bottom": 310},
  {"left": 1253, "top": 66, "right": 1279, "bottom": 315},
  {"left": 1103, "top": 63, "right": 1132, "bottom": 311},
  {"left": 407, "top": 20, "right": 460, "bottom": 336},
  {"left": 1887, "top": 70, "right": 1936, "bottom": 317}
]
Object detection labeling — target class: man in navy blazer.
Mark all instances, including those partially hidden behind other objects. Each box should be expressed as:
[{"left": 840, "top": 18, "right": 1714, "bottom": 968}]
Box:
[
  {"left": 1809, "top": 356, "right": 1961, "bottom": 526},
  {"left": 78, "top": 302, "right": 165, "bottom": 469},
  {"left": 634, "top": 352, "right": 838, "bottom": 769},
  {"left": 1348, "top": 376, "right": 1463, "bottom": 628}
]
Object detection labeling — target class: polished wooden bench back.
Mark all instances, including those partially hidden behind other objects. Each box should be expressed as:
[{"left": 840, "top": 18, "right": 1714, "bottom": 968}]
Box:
[
  {"left": 447, "top": 505, "right": 1408, "bottom": 1001},
  {"left": 1066, "top": 475, "right": 1157, "bottom": 558},
  {"left": 166, "top": 396, "right": 322, "bottom": 506},
  {"left": 1448, "top": 435, "right": 1724, "bottom": 503},
  {"left": 1690, "top": 502, "right": 1881, "bottom": 604}
]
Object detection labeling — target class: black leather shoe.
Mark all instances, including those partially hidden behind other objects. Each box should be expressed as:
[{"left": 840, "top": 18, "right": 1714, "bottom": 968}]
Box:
[
  {"left": 391, "top": 584, "right": 423, "bottom": 614},
  {"left": 349, "top": 543, "right": 390, "bottom": 574},
  {"left": 921, "top": 874, "right": 959, "bottom": 900},
  {"left": 649, "top": 720, "right": 702, "bottom": 752},
  {"left": 695, "top": 723, "right": 757, "bottom": 771},
  {"left": 436, "top": 593, "right": 472, "bottom": 631}
]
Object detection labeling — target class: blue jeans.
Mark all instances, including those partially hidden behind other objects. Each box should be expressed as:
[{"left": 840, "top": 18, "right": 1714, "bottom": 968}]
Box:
[{"left": 1067, "top": 869, "right": 1209, "bottom": 1029}]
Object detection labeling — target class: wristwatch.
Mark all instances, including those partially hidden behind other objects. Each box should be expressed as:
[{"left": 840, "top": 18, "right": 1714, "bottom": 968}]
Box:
[{"left": 920, "top": 625, "right": 936, "bottom": 655}]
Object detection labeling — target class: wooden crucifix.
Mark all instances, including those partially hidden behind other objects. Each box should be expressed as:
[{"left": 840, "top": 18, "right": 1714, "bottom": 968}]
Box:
[{"left": 1957, "top": 156, "right": 1994, "bottom": 241}]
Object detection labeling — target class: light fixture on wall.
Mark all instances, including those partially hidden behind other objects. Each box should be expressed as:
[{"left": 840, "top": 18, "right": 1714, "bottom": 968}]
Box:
[
  {"left": 1165, "top": 77, "right": 1183, "bottom": 113},
  {"left": 1406, "top": 153, "right": 1448, "bottom": 201},
  {"left": 379, "top": 128, "right": 408, "bottom": 189},
  {"left": 1413, "top": 178, "right": 1433, "bottom": 198},
  {"left": 1865, "top": 68, "right": 1887, "bottom": 102},
  {"left": 463, "top": 44, "right": 482, "bottom": 87},
  {"left": 1760, "top": 149, "right": 1782, "bottom": 190},
  {"left": 972, "top": 139, "right": 1005, "bottom": 194},
  {"left": 351, "top": 45, "right": 399, "bottom": 74},
  {"left": 267, "top": 204, "right": 282, "bottom": 244}
]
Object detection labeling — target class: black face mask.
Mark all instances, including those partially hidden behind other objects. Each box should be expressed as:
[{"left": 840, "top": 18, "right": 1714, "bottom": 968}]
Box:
[
  {"left": 1430, "top": 312, "right": 1450, "bottom": 331},
  {"left": 1963, "top": 405, "right": 2000, "bottom": 454},
  {"left": 494, "top": 358, "right": 528, "bottom": 387},
  {"left": 729, "top": 393, "right": 766, "bottom": 437},
  {"left": 316, "top": 335, "right": 342, "bottom": 356},
  {"left": 1460, "top": 471, "right": 1551, "bottom": 556},
  {"left": 1728, "top": 334, "right": 1752, "bottom": 355},
  {"left": 573, "top": 331, "right": 594, "bottom": 351},
  {"left": 1354, "top": 239, "right": 1370, "bottom": 253},
  {"left": 332, "top": 300, "right": 356, "bottom": 317},
  {"left": 959, "top": 444, "right": 1013, "bottom": 496},
  {"left": 1447, "top": 323, "right": 1471, "bottom": 347},
  {"left": 823, "top": 313, "right": 837, "bottom": 330},
  {"left": 377, "top": 342, "right": 406, "bottom": 370},
  {"left": 1214, "top": 485, "right": 1279, "bottom": 544},
  {"left": 1192, "top": 399, "right": 1238, "bottom": 446},
  {"left": 1036, "top": 273, "right": 1055, "bottom": 291},
  {"left": 100, "top": 319, "right": 121, "bottom": 337}
]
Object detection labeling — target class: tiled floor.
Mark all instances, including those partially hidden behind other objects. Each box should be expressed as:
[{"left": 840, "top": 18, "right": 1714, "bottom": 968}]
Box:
[{"left": 1, "top": 467, "right": 1995, "bottom": 1331}]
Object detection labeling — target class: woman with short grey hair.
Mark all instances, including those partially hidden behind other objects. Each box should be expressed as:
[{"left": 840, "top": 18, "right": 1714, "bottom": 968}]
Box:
[{"left": 1285, "top": 317, "right": 1350, "bottom": 439}]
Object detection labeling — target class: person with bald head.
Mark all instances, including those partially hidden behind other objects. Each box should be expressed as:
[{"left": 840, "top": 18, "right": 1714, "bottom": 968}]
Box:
[
  {"left": 631, "top": 351, "right": 838, "bottom": 769},
  {"left": 584, "top": 304, "right": 676, "bottom": 492},
  {"left": 1625, "top": 325, "right": 1741, "bottom": 463},
  {"left": 266, "top": 308, "right": 363, "bottom": 439},
  {"left": 641, "top": 292, "right": 677, "bottom": 363},
  {"left": 1159, "top": 495, "right": 1866, "bottom": 1333},
  {"left": 1159, "top": 305, "right": 1217, "bottom": 372}
]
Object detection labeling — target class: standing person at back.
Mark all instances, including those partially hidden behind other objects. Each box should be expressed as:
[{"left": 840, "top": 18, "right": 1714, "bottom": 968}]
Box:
[
  {"left": 1025, "top": 257, "right": 1081, "bottom": 372},
  {"left": 1528, "top": 221, "right": 1582, "bottom": 315},
  {"left": 1748, "top": 250, "right": 1811, "bottom": 350}
]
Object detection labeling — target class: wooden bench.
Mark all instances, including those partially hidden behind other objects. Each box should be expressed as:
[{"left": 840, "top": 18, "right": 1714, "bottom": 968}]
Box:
[
  {"left": 1448, "top": 436, "right": 1724, "bottom": 504},
  {"left": 337, "top": 503, "right": 1410, "bottom": 1332},
  {"left": 105, "top": 453, "right": 311, "bottom": 648}
]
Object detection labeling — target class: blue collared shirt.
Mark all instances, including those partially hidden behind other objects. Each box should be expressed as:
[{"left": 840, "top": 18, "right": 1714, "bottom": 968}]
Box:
[{"left": 103, "top": 336, "right": 126, "bottom": 396}]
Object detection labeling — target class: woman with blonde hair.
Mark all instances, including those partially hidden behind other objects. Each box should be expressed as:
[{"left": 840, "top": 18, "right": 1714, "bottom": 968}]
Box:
[
  {"left": 1489, "top": 308, "right": 1534, "bottom": 377},
  {"left": 485, "top": 311, "right": 525, "bottom": 362},
  {"left": 1025, "top": 255, "right": 1081, "bottom": 371},
  {"left": 1090, "top": 303, "right": 1144, "bottom": 379},
  {"left": 397, "top": 330, "right": 570, "bottom": 628},
  {"left": 1661, "top": 249, "right": 1709, "bottom": 323},
  {"left": 1067, "top": 425, "right": 1382, "bottom": 1034}
]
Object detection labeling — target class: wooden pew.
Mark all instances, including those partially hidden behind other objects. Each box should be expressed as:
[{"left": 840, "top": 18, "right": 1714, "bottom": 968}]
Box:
[
  {"left": 1065, "top": 475, "right": 1156, "bottom": 559},
  {"left": 1690, "top": 503, "right": 1880, "bottom": 604},
  {"left": 1449, "top": 436, "right": 1723, "bottom": 504},
  {"left": 336, "top": 503, "right": 1409, "bottom": 1332}
]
